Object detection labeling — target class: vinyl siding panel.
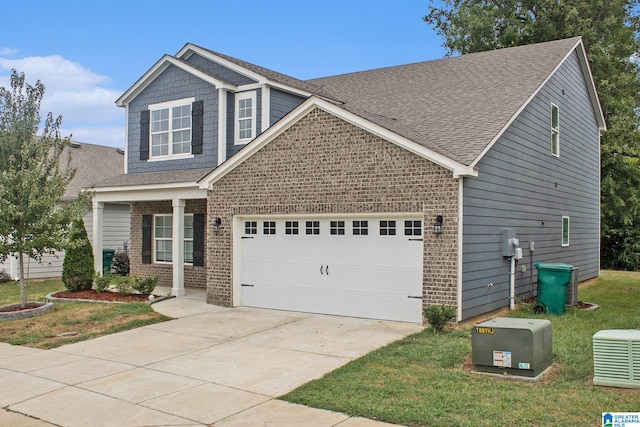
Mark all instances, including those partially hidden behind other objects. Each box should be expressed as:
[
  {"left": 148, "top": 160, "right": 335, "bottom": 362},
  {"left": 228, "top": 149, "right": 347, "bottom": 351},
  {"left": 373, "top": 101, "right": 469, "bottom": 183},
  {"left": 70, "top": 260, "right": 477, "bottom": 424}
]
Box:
[
  {"left": 270, "top": 89, "right": 306, "bottom": 125},
  {"left": 2, "top": 203, "right": 131, "bottom": 280},
  {"left": 461, "top": 50, "right": 600, "bottom": 320},
  {"left": 185, "top": 53, "right": 256, "bottom": 86},
  {"left": 127, "top": 64, "right": 218, "bottom": 173}
]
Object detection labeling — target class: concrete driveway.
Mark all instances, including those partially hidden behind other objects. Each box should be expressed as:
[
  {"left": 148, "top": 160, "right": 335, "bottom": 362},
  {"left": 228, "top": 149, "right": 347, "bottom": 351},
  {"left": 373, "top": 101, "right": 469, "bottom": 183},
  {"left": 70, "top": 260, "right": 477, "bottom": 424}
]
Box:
[{"left": 0, "top": 290, "right": 422, "bottom": 426}]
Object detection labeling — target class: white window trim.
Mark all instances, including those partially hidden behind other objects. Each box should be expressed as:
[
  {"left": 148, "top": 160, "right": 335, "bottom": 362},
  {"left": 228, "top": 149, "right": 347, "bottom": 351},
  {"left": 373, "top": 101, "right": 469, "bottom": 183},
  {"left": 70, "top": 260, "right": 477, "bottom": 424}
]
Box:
[
  {"left": 148, "top": 97, "right": 195, "bottom": 160},
  {"left": 153, "top": 213, "right": 194, "bottom": 264},
  {"left": 235, "top": 91, "right": 257, "bottom": 145},
  {"left": 551, "top": 103, "right": 560, "bottom": 157},
  {"left": 562, "top": 216, "right": 570, "bottom": 247}
]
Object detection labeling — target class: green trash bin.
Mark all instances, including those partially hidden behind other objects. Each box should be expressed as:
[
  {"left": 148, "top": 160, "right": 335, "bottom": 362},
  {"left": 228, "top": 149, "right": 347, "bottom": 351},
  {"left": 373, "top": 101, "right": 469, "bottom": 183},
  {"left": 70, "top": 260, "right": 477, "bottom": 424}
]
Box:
[
  {"left": 534, "top": 262, "right": 574, "bottom": 315},
  {"left": 102, "top": 249, "right": 115, "bottom": 273}
]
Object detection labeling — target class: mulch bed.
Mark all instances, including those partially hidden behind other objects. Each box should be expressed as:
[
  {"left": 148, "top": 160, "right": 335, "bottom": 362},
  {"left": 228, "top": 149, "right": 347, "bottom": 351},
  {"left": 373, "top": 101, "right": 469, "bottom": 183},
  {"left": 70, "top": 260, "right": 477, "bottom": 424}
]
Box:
[
  {"left": 50, "top": 289, "right": 150, "bottom": 303},
  {"left": 0, "top": 303, "right": 45, "bottom": 313}
]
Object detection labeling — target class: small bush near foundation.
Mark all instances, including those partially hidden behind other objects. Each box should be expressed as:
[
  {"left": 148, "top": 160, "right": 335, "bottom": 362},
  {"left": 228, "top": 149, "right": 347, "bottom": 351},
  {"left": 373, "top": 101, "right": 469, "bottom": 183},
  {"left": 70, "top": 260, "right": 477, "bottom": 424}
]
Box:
[
  {"left": 94, "top": 273, "right": 111, "bottom": 293},
  {"left": 132, "top": 277, "right": 158, "bottom": 298},
  {"left": 0, "top": 269, "right": 10, "bottom": 283},
  {"left": 423, "top": 305, "right": 456, "bottom": 333},
  {"left": 113, "top": 276, "right": 134, "bottom": 295},
  {"left": 112, "top": 251, "right": 130, "bottom": 276}
]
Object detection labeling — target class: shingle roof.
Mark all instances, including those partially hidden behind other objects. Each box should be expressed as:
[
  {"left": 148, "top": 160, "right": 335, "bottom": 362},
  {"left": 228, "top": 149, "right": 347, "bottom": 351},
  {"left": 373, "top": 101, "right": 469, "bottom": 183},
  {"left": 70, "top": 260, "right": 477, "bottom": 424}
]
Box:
[
  {"left": 62, "top": 142, "right": 124, "bottom": 200},
  {"left": 94, "top": 167, "right": 212, "bottom": 188},
  {"left": 308, "top": 37, "right": 582, "bottom": 166},
  {"left": 193, "top": 46, "right": 338, "bottom": 100}
]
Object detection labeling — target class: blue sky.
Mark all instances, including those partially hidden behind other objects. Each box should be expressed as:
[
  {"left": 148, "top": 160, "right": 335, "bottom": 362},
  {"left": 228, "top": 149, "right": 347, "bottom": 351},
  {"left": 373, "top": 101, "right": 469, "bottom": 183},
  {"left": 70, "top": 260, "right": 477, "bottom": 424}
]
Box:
[{"left": 0, "top": 1, "right": 446, "bottom": 148}]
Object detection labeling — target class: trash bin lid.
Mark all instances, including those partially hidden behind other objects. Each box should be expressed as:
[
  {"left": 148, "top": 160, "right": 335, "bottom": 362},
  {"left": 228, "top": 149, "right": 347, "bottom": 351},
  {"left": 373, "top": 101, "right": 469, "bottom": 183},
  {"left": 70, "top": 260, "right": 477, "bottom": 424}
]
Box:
[{"left": 533, "top": 262, "right": 574, "bottom": 272}]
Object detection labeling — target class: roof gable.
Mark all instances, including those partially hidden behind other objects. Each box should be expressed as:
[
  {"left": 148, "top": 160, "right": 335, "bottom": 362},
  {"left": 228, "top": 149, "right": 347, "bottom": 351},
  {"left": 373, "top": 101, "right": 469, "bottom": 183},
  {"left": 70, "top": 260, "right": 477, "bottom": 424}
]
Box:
[
  {"left": 308, "top": 37, "right": 604, "bottom": 167},
  {"left": 199, "top": 97, "right": 477, "bottom": 189}
]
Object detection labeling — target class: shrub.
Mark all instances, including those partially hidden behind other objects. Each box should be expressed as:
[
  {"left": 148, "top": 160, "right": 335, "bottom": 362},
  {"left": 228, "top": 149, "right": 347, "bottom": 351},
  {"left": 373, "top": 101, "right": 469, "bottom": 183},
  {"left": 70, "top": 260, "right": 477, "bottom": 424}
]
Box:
[
  {"left": 423, "top": 305, "right": 456, "bottom": 334},
  {"left": 94, "top": 273, "right": 111, "bottom": 293},
  {"left": 132, "top": 276, "right": 158, "bottom": 297},
  {"left": 113, "top": 276, "right": 134, "bottom": 295},
  {"left": 112, "top": 251, "right": 130, "bottom": 276},
  {"left": 0, "top": 269, "right": 10, "bottom": 283},
  {"left": 62, "top": 219, "right": 95, "bottom": 292}
]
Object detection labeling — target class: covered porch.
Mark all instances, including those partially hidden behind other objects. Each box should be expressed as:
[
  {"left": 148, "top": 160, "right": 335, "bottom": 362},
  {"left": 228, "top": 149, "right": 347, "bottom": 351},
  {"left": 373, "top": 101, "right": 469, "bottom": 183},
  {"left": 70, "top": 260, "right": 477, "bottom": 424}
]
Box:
[{"left": 91, "top": 169, "right": 211, "bottom": 297}]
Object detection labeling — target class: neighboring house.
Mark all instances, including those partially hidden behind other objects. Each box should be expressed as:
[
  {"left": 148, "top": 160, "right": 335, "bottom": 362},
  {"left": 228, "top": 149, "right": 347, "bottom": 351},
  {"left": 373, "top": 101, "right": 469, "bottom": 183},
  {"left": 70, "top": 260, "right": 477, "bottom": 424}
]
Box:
[
  {"left": 92, "top": 37, "right": 604, "bottom": 323},
  {"left": 1, "top": 141, "right": 130, "bottom": 280}
]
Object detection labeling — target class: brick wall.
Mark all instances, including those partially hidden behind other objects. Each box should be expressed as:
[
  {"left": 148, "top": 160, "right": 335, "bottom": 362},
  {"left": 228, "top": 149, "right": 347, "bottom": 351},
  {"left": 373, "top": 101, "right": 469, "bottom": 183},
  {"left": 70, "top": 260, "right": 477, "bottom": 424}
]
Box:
[
  {"left": 206, "top": 107, "right": 459, "bottom": 312},
  {"left": 130, "top": 199, "right": 207, "bottom": 289}
]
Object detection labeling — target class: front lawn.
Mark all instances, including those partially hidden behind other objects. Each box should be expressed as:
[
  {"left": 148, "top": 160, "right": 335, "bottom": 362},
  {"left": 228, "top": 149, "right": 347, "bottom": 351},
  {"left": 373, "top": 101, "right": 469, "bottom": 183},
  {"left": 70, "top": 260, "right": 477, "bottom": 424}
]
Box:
[
  {"left": 0, "top": 279, "right": 171, "bottom": 349},
  {"left": 281, "top": 270, "right": 640, "bottom": 427}
]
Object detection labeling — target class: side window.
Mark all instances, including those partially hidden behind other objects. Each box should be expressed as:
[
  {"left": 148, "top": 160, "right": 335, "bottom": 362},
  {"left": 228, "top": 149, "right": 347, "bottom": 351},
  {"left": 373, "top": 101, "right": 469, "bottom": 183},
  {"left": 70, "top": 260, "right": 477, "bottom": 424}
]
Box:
[
  {"left": 551, "top": 103, "right": 560, "bottom": 157},
  {"left": 562, "top": 216, "right": 570, "bottom": 246}
]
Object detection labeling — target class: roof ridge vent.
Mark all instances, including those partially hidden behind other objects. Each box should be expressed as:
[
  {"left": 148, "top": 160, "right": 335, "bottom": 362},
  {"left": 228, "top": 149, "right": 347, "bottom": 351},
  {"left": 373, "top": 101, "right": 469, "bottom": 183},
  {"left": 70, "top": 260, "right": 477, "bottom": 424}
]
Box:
[{"left": 68, "top": 141, "right": 81, "bottom": 148}]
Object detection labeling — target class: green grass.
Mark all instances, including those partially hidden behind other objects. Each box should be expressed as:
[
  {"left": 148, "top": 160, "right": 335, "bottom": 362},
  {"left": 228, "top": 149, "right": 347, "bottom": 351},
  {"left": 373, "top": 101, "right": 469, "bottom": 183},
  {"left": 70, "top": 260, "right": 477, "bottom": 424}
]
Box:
[
  {"left": 281, "top": 270, "right": 640, "bottom": 427},
  {"left": 0, "top": 279, "right": 171, "bottom": 349}
]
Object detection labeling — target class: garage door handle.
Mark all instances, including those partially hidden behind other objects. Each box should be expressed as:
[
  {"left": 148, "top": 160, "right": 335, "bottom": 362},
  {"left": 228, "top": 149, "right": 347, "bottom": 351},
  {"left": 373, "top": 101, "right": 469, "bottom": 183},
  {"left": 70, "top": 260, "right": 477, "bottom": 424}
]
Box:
[
  {"left": 408, "top": 238, "right": 423, "bottom": 242},
  {"left": 326, "top": 265, "right": 329, "bottom": 275},
  {"left": 241, "top": 236, "right": 254, "bottom": 239},
  {"left": 407, "top": 295, "right": 423, "bottom": 299},
  {"left": 320, "top": 265, "right": 324, "bottom": 275},
  {"left": 241, "top": 284, "right": 254, "bottom": 287}
]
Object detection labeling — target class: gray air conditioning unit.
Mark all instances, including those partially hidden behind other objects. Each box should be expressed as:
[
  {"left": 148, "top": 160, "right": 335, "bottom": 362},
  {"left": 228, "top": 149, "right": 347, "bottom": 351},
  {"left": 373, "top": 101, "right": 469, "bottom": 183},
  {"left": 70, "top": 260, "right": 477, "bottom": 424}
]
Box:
[
  {"left": 472, "top": 317, "right": 552, "bottom": 378},
  {"left": 593, "top": 329, "right": 640, "bottom": 388}
]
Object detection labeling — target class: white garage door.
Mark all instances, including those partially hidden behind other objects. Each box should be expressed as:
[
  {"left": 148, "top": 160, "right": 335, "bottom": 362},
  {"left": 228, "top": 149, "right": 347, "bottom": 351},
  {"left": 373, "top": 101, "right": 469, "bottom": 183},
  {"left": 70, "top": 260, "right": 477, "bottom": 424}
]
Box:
[{"left": 240, "top": 216, "right": 424, "bottom": 323}]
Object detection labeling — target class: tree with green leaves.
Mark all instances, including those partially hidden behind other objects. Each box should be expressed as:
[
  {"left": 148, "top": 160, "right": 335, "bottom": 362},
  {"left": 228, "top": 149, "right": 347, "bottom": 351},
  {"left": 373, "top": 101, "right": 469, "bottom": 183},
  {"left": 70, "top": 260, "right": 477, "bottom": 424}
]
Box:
[
  {"left": 0, "top": 70, "right": 91, "bottom": 308},
  {"left": 425, "top": 0, "right": 640, "bottom": 270}
]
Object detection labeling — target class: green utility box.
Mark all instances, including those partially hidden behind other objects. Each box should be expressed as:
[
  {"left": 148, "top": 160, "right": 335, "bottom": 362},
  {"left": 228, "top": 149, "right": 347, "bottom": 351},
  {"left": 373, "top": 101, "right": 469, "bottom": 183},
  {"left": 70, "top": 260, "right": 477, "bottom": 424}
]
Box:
[
  {"left": 534, "top": 263, "right": 574, "bottom": 315},
  {"left": 102, "top": 249, "right": 115, "bottom": 273},
  {"left": 472, "top": 317, "right": 552, "bottom": 378}
]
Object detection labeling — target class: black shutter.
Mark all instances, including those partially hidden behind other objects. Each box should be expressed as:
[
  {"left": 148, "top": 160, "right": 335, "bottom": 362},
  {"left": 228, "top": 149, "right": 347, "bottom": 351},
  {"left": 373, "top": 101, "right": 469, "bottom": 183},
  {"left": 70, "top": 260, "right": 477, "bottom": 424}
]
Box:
[
  {"left": 191, "top": 100, "right": 204, "bottom": 155},
  {"left": 142, "top": 214, "right": 152, "bottom": 264},
  {"left": 140, "top": 110, "right": 150, "bottom": 160},
  {"left": 193, "top": 213, "right": 205, "bottom": 267}
]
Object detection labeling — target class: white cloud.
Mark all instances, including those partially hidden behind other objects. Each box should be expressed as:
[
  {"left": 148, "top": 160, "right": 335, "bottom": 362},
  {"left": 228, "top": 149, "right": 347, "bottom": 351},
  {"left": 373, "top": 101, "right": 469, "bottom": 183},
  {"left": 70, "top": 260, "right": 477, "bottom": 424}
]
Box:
[
  {"left": 0, "top": 53, "right": 124, "bottom": 148},
  {"left": 0, "top": 47, "right": 18, "bottom": 56}
]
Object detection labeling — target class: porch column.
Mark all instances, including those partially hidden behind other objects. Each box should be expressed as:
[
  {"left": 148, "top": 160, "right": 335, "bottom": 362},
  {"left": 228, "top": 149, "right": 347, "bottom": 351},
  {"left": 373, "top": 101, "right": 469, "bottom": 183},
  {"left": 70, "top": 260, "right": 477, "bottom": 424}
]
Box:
[
  {"left": 172, "top": 198, "right": 185, "bottom": 296},
  {"left": 92, "top": 200, "right": 104, "bottom": 275}
]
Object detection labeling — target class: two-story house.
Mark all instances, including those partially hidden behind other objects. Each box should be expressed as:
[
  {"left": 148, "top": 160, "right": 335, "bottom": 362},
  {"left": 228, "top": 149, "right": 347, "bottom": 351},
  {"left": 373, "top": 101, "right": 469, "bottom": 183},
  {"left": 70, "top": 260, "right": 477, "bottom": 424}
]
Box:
[{"left": 92, "top": 37, "right": 604, "bottom": 323}]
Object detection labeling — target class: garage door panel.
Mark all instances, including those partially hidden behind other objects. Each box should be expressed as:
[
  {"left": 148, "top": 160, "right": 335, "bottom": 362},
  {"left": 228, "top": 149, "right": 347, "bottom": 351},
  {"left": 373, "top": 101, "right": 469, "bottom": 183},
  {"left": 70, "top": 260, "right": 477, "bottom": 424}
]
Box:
[{"left": 240, "top": 216, "right": 424, "bottom": 323}]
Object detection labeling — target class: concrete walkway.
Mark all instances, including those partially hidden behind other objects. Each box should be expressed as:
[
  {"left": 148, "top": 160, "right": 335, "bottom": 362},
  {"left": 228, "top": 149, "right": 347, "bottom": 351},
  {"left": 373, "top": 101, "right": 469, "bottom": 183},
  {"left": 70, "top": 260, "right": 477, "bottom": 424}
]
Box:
[{"left": 0, "top": 288, "right": 422, "bottom": 426}]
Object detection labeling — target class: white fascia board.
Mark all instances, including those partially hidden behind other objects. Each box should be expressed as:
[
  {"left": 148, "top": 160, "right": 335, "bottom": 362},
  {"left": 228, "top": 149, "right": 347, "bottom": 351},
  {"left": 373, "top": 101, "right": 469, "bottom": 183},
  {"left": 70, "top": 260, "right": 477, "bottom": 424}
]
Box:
[
  {"left": 469, "top": 38, "right": 604, "bottom": 168},
  {"left": 116, "top": 55, "right": 235, "bottom": 107},
  {"left": 93, "top": 184, "right": 206, "bottom": 203},
  {"left": 177, "top": 44, "right": 267, "bottom": 84},
  {"left": 200, "top": 97, "right": 476, "bottom": 189},
  {"left": 180, "top": 44, "right": 316, "bottom": 99}
]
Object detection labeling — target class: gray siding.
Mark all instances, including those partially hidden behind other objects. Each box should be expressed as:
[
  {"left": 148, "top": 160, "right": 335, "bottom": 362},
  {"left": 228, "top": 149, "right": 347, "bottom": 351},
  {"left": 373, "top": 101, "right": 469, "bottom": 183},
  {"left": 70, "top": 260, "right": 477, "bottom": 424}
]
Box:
[
  {"left": 461, "top": 51, "right": 600, "bottom": 320},
  {"left": 186, "top": 53, "right": 256, "bottom": 86},
  {"left": 127, "top": 64, "right": 218, "bottom": 173},
  {"left": 270, "top": 89, "right": 306, "bottom": 125}
]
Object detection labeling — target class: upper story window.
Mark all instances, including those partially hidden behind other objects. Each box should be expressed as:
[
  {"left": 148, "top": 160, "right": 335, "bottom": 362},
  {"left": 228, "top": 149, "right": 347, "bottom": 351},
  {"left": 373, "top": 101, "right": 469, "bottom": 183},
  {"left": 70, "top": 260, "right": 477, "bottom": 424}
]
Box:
[
  {"left": 562, "top": 216, "right": 570, "bottom": 247},
  {"left": 551, "top": 103, "right": 560, "bottom": 157},
  {"left": 149, "top": 98, "right": 195, "bottom": 159},
  {"left": 235, "top": 91, "right": 256, "bottom": 144}
]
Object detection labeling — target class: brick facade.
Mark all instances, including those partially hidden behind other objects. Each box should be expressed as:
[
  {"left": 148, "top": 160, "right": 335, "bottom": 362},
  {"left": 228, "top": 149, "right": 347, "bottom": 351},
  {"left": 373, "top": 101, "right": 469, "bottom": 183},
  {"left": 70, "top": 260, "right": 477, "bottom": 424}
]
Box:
[
  {"left": 130, "top": 199, "right": 207, "bottom": 289},
  {"left": 206, "top": 108, "right": 459, "bottom": 312}
]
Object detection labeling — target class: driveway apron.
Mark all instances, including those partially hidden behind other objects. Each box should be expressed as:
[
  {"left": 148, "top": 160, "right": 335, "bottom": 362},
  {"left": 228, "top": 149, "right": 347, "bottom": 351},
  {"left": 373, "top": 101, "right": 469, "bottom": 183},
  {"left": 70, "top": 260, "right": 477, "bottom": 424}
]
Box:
[{"left": 0, "top": 292, "right": 422, "bottom": 426}]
